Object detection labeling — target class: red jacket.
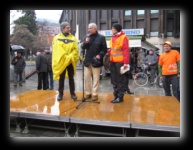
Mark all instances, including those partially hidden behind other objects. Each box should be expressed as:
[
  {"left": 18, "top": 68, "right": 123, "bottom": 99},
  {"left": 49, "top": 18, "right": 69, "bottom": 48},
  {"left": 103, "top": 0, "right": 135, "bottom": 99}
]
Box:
[{"left": 110, "top": 31, "right": 130, "bottom": 64}]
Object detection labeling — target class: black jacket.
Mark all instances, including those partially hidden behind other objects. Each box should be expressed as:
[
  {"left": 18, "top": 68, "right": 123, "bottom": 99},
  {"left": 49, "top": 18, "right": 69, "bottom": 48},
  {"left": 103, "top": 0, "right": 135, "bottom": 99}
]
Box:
[
  {"left": 11, "top": 56, "right": 26, "bottom": 73},
  {"left": 44, "top": 52, "right": 52, "bottom": 72},
  {"left": 81, "top": 31, "right": 107, "bottom": 67},
  {"left": 35, "top": 54, "right": 48, "bottom": 72}
]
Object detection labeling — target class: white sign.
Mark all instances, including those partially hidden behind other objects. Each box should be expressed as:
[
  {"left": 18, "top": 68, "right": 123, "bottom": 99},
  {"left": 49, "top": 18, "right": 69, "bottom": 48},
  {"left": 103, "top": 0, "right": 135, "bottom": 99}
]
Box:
[{"left": 98, "top": 28, "right": 144, "bottom": 36}]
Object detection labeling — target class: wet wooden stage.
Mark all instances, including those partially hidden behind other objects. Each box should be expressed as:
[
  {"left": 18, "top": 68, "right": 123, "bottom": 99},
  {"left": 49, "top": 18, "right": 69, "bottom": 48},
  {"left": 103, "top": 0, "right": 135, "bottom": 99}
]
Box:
[{"left": 10, "top": 90, "right": 180, "bottom": 136}]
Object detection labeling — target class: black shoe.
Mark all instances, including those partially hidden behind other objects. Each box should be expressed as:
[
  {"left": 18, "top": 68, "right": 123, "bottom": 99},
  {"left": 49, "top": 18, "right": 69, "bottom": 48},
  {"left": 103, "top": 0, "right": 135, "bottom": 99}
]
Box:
[
  {"left": 14, "top": 85, "right": 17, "bottom": 87},
  {"left": 111, "top": 97, "right": 123, "bottom": 103},
  {"left": 19, "top": 84, "right": 22, "bottom": 86},
  {"left": 71, "top": 94, "right": 77, "bottom": 100},
  {"left": 111, "top": 96, "right": 118, "bottom": 102},
  {"left": 57, "top": 94, "right": 63, "bottom": 101}
]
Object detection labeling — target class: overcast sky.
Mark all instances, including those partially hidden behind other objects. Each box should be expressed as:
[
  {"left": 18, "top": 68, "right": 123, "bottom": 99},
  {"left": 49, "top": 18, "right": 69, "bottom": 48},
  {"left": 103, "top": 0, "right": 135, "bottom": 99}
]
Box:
[
  {"left": 35, "top": 10, "right": 63, "bottom": 22},
  {"left": 10, "top": 10, "right": 63, "bottom": 34}
]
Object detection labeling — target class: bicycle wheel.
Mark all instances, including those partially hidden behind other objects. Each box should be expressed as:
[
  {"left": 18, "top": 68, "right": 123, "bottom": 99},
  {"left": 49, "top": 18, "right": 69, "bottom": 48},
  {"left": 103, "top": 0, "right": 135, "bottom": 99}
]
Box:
[
  {"left": 134, "top": 72, "right": 148, "bottom": 86},
  {"left": 157, "top": 75, "right": 163, "bottom": 88}
]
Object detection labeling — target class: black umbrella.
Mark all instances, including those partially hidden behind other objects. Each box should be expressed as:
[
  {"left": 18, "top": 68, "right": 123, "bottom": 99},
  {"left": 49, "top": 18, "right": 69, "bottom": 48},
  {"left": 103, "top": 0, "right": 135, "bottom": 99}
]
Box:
[{"left": 11, "top": 45, "right": 25, "bottom": 52}]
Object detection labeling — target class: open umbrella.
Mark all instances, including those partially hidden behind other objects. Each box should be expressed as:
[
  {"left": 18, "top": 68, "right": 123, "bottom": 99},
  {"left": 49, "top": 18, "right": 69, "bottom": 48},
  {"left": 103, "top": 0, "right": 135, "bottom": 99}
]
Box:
[{"left": 11, "top": 45, "right": 25, "bottom": 52}]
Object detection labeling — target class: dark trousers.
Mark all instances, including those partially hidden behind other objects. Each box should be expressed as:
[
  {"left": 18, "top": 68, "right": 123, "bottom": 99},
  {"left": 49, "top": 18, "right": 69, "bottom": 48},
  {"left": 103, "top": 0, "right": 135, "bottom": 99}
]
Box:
[
  {"left": 149, "top": 67, "right": 156, "bottom": 83},
  {"left": 58, "top": 63, "right": 75, "bottom": 95},
  {"left": 110, "top": 62, "right": 126, "bottom": 98},
  {"left": 37, "top": 72, "right": 47, "bottom": 90},
  {"left": 47, "top": 71, "right": 54, "bottom": 89},
  {"left": 13, "top": 71, "right": 23, "bottom": 85},
  {"left": 162, "top": 74, "right": 179, "bottom": 101}
]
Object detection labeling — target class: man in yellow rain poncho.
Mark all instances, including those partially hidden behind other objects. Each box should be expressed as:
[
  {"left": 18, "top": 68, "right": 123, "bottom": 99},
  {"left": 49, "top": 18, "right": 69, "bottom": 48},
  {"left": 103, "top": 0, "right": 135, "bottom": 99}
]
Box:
[{"left": 52, "top": 22, "right": 79, "bottom": 101}]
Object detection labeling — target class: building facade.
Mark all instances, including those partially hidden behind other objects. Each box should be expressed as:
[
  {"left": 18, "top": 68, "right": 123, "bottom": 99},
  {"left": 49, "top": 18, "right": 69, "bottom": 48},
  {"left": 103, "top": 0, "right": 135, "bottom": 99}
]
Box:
[
  {"left": 59, "top": 10, "right": 180, "bottom": 53},
  {"left": 37, "top": 22, "right": 60, "bottom": 49}
]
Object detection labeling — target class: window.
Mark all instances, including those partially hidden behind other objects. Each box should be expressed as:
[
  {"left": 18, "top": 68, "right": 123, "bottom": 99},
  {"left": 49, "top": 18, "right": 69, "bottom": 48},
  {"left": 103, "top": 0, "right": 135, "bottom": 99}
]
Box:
[
  {"left": 137, "top": 20, "right": 144, "bottom": 28},
  {"left": 137, "top": 10, "right": 144, "bottom": 15},
  {"left": 124, "top": 20, "right": 131, "bottom": 29},
  {"left": 150, "top": 18, "right": 158, "bottom": 36},
  {"left": 112, "top": 10, "right": 119, "bottom": 18},
  {"left": 150, "top": 10, "right": 159, "bottom": 14},
  {"left": 167, "top": 10, "right": 174, "bottom": 13},
  {"left": 100, "top": 23, "right": 107, "bottom": 30},
  {"left": 125, "top": 10, "right": 131, "bottom": 16},
  {"left": 167, "top": 18, "right": 174, "bottom": 36},
  {"left": 101, "top": 10, "right": 107, "bottom": 19},
  {"left": 167, "top": 32, "right": 173, "bottom": 36}
]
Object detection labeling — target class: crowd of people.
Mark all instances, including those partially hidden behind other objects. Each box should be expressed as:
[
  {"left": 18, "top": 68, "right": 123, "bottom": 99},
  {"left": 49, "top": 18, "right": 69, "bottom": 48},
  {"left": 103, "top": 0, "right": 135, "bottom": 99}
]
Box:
[{"left": 10, "top": 21, "right": 180, "bottom": 103}]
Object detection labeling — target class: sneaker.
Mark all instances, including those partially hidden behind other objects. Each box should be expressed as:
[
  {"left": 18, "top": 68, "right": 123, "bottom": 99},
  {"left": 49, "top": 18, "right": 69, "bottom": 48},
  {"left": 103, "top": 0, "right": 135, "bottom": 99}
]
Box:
[
  {"left": 19, "top": 84, "right": 22, "bottom": 86},
  {"left": 92, "top": 95, "right": 98, "bottom": 101},
  {"left": 85, "top": 94, "right": 91, "bottom": 99},
  {"left": 14, "top": 85, "right": 17, "bottom": 87}
]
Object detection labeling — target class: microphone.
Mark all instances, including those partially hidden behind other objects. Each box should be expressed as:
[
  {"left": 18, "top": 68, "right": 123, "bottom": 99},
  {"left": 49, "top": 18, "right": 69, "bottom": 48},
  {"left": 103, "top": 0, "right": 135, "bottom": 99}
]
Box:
[{"left": 84, "top": 34, "right": 90, "bottom": 43}]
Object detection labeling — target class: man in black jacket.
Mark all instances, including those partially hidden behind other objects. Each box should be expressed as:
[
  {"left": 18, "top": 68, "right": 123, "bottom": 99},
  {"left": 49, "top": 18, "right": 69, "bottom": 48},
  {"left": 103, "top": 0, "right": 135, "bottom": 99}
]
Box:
[
  {"left": 44, "top": 48, "right": 54, "bottom": 90},
  {"left": 11, "top": 51, "right": 26, "bottom": 87},
  {"left": 81, "top": 23, "right": 107, "bottom": 101},
  {"left": 35, "top": 50, "right": 48, "bottom": 90}
]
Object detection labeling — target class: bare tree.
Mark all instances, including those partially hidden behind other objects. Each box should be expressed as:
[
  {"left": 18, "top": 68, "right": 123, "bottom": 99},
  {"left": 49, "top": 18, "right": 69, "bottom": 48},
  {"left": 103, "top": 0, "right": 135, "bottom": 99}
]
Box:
[
  {"left": 10, "top": 24, "right": 48, "bottom": 58},
  {"left": 32, "top": 34, "right": 48, "bottom": 52},
  {"left": 11, "top": 24, "right": 35, "bottom": 48}
]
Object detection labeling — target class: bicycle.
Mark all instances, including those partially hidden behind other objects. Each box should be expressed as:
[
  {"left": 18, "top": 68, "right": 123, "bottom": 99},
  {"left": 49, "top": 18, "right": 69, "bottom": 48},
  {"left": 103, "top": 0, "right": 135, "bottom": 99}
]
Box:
[{"left": 133, "top": 63, "right": 158, "bottom": 87}]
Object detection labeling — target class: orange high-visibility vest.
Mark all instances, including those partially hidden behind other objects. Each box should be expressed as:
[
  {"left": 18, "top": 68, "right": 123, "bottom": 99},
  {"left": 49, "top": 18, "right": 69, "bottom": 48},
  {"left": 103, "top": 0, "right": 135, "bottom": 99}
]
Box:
[{"left": 109, "top": 34, "right": 127, "bottom": 62}]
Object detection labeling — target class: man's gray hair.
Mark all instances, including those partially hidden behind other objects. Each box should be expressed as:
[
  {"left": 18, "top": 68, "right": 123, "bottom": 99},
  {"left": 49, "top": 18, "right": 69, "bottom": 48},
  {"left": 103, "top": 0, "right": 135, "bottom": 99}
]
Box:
[
  {"left": 89, "top": 23, "right": 97, "bottom": 29},
  {"left": 60, "top": 22, "right": 70, "bottom": 31}
]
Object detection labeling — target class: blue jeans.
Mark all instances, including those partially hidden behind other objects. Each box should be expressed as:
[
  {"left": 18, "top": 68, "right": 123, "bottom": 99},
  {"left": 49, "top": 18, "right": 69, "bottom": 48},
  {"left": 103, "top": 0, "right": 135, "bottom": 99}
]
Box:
[{"left": 47, "top": 71, "right": 54, "bottom": 89}]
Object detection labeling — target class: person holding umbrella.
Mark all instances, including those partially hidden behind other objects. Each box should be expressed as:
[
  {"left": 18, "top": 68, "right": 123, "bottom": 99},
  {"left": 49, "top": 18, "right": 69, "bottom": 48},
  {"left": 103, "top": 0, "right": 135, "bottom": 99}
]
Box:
[{"left": 11, "top": 51, "right": 26, "bottom": 87}]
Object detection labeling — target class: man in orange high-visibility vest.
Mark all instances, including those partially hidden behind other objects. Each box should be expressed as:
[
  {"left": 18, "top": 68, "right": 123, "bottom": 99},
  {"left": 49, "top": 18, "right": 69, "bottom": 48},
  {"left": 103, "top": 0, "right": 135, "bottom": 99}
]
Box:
[
  {"left": 158, "top": 41, "right": 180, "bottom": 102},
  {"left": 109, "top": 23, "right": 130, "bottom": 103}
]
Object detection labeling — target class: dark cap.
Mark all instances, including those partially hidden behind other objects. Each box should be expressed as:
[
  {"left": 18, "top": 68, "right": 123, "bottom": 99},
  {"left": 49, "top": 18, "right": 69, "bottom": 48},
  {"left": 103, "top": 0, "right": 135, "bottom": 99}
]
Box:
[{"left": 112, "top": 23, "right": 122, "bottom": 32}]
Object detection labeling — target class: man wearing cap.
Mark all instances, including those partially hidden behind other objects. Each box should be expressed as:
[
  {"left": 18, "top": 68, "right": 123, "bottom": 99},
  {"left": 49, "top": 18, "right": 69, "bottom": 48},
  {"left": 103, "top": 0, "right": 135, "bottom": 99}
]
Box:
[
  {"left": 158, "top": 41, "right": 180, "bottom": 101},
  {"left": 11, "top": 51, "right": 26, "bottom": 87},
  {"left": 109, "top": 23, "right": 131, "bottom": 103},
  {"left": 144, "top": 49, "right": 158, "bottom": 85},
  {"left": 52, "top": 22, "right": 79, "bottom": 101}
]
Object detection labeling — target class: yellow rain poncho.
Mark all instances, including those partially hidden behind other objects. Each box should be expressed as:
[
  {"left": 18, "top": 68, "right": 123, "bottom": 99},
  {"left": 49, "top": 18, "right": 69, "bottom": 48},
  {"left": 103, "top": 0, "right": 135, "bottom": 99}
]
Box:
[{"left": 52, "top": 32, "right": 79, "bottom": 80}]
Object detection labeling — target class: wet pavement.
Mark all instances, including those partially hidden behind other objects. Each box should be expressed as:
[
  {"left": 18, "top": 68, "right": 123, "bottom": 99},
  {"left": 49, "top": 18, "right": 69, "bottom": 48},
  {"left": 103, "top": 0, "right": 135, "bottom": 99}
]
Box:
[{"left": 10, "top": 62, "right": 179, "bottom": 137}]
